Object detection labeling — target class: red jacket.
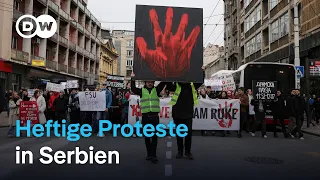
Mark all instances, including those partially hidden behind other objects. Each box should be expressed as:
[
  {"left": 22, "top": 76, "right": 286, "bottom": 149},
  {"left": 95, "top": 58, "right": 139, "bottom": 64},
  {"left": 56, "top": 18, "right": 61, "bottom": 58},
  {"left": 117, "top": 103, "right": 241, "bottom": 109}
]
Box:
[{"left": 48, "top": 92, "right": 59, "bottom": 111}]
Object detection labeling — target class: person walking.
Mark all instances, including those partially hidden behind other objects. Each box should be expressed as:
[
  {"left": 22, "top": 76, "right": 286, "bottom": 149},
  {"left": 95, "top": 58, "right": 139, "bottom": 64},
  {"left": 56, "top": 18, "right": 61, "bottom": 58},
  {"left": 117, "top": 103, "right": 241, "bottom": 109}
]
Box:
[
  {"left": 287, "top": 89, "right": 304, "bottom": 140},
  {"left": 130, "top": 73, "right": 166, "bottom": 164},
  {"left": 68, "top": 88, "right": 81, "bottom": 125},
  {"left": 235, "top": 87, "right": 249, "bottom": 138},
  {"left": 95, "top": 84, "right": 112, "bottom": 137},
  {"left": 30, "top": 90, "right": 47, "bottom": 125},
  {"left": 53, "top": 90, "right": 68, "bottom": 125},
  {"left": 271, "top": 90, "right": 288, "bottom": 138},
  {"left": 7, "top": 92, "right": 22, "bottom": 137},
  {"left": 0, "top": 86, "right": 4, "bottom": 114},
  {"left": 251, "top": 99, "right": 267, "bottom": 138},
  {"left": 5, "top": 90, "right": 12, "bottom": 117},
  {"left": 247, "top": 89, "right": 255, "bottom": 135},
  {"left": 166, "top": 67, "right": 205, "bottom": 160}
]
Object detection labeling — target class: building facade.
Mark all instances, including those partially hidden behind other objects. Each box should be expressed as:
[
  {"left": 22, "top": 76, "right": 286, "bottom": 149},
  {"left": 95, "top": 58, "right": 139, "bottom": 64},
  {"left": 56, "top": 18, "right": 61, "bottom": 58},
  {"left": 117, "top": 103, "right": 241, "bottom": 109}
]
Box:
[
  {"left": 99, "top": 29, "right": 118, "bottom": 84},
  {"left": 112, "top": 30, "right": 134, "bottom": 81},
  {"left": 204, "top": 45, "right": 225, "bottom": 79},
  {"left": 0, "top": 0, "right": 102, "bottom": 91},
  {"left": 224, "top": 0, "right": 320, "bottom": 69}
]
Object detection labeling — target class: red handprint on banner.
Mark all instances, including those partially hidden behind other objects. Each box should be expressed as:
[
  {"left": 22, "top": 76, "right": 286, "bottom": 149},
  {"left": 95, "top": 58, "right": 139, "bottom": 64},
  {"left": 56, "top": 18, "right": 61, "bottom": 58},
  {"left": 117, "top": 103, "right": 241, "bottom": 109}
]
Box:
[
  {"left": 136, "top": 7, "right": 201, "bottom": 78},
  {"left": 216, "top": 101, "right": 238, "bottom": 128}
]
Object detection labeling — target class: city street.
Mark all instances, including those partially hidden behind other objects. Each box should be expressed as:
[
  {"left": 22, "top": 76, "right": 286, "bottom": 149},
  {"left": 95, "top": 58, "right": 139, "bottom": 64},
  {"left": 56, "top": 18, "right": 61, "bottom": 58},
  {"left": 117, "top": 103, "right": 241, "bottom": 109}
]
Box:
[{"left": 0, "top": 127, "right": 319, "bottom": 180}]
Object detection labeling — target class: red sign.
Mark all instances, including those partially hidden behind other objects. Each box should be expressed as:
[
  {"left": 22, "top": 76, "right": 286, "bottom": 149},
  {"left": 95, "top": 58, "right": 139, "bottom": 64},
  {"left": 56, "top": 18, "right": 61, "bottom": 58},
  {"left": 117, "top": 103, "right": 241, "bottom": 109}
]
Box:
[
  {"left": 19, "top": 101, "right": 39, "bottom": 126},
  {"left": 0, "top": 60, "right": 12, "bottom": 73}
]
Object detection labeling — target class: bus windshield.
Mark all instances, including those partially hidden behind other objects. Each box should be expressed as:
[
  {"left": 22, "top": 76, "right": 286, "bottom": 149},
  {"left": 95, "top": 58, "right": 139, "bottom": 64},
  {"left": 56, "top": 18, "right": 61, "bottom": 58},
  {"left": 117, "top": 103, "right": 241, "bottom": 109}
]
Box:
[{"left": 243, "top": 64, "right": 296, "bottom": 95}]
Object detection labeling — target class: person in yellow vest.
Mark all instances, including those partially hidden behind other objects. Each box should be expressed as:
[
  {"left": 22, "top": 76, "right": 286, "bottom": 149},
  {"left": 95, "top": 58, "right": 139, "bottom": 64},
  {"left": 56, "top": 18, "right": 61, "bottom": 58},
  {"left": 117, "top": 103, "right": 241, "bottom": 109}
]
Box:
[
  {"left": 165, "top": 67, "right": 205, "bottom": 160},
  {"left": 130, "top": 73, "right": 167, "bottom": 164}
]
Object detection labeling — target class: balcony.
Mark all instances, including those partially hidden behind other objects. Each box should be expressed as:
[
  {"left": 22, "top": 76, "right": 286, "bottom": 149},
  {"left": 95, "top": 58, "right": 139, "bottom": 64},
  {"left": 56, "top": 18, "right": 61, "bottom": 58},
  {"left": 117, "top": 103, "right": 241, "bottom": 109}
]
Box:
[
  {"left": 59, "top": 35, "right": 68, "bottom": 47},
  {"left": 78, "top": 1, "right": 85, "bottom": 12},
  {"left": 85, "top": 29, "right": 90, "bottom": 37},
  {"left": 46, "top": 59, "right": 57, "bottom": 70},
  {"left": 71, "top": 0, "right": 78, "bottom": 5},
  {"left": 36, "top": 0, "right": 47, "bottom": 6},
  {"left": 69, "top": 17, "right": 77, "bottom": 28},
  {"left": 59, "top": 8, "right": 69, "bottom": 21},
  {"left": 11, "top": 49, "right": 29, "bottom": 63},
  {"left": 69, "top": 41, "right": 76, "bottom": 51},
  {"left": 84, "top": 50, "right": 90, "bottom": 58},
  {"left": 48, "top": 32, "right": 58, "bottom": 42},
  {"left": 68, "top": 67, "right": 76, "bottom": 74},
  {"left": 76, "top": 46, "right": 83, "bottom": 54},
  {"left": 48, "top": 0, "right": 59, "bottom": 14},
  {"left": 84, "top": 71, "right": 89, "bottom": 77},
  {"left": 13, "top": 9, "right": 23, "bottom": 21},
  {"left": 85, "top": 8, "right": 91, "bottom": 17},
  {"left": 58, "top": 63, "right": 67, "bottom": 73},
  {"left": 89, "top": 53, "right": 95, "bottom": 60},
  {"left": 76, "top": 69, "right": 84, "bottom": 77},
  {"left": 77, "top": 23, "right": 84, "bottom": 33},
  {"left": 90, "top": 33, "right": 95, "bottom": 40}
]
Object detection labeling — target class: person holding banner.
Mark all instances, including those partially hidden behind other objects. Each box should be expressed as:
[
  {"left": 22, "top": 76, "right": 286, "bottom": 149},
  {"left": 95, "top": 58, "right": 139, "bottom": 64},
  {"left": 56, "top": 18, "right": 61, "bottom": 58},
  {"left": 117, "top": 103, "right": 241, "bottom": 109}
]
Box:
[
  {"left": 69, "top": 89, "right": 81, "bottom": 125},
  {"left": 130, "top": 73, "right": 167, "bottom": 164},
  {"left": 234, "top": 87, "right": 249, "bottom": 138},
  {"left": 30, "top": 90, "right": 47, "bottom": 124},
  {"left": 7, "top": 92, "right": 22, "bottom": 137},
  {"left": 166, "top": 67, "right": 204, "bottom": 160}
]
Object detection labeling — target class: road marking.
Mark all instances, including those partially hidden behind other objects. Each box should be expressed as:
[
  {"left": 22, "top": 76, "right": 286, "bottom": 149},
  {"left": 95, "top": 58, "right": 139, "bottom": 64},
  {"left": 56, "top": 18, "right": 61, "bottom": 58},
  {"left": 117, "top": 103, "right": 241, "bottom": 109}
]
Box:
[
  {"left": 167, "top": 141, "right": 172, "bottom": 147},
  {"left": 166, "top": 151, "right": 172, "bottom": 159},
  {"left": 165, "top": 164, "right": 172, "bottom": 176}
]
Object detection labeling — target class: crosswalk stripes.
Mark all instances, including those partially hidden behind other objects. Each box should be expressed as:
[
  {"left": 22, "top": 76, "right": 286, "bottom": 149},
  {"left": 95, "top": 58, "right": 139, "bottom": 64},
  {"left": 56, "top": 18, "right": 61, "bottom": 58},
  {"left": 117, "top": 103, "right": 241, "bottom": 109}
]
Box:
[{"left": 0, "top": 138, "right": 70, "bottom": 178}]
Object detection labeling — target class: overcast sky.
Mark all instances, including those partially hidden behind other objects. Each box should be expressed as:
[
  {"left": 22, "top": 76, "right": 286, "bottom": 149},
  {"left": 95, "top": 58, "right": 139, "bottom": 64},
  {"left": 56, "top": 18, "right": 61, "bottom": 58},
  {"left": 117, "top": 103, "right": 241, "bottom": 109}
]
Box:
[{"left": 87, "top": 0, "right": 224, "bottom": 47}]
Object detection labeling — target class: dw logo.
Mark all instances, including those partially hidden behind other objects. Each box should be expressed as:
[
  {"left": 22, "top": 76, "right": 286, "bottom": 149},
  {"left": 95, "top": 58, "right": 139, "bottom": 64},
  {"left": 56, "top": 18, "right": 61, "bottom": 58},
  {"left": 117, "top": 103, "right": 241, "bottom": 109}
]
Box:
[{"left": 16, "top": 15, "right": 57, "bottom": 39}]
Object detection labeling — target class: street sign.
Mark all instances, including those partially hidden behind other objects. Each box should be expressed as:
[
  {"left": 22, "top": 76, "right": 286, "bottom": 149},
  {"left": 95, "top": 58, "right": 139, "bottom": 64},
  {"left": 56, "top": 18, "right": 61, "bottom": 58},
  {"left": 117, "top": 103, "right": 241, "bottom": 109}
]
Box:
[{"left": 295, "top": 66, "right": 304, "bottom": 78}]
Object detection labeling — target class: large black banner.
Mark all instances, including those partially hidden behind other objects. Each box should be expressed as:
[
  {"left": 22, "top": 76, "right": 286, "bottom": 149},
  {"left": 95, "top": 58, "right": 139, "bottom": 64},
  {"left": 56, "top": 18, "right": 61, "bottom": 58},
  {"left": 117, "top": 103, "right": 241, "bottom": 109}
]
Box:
[
  {"left": 106, "top": 75, "right": 125, "bottom": 88},
  {"left": 134, "top": 5, "right": 203, "bottom": 82},
  {"left": 252, "top": 80, "right": 277, "bottom": 100}
]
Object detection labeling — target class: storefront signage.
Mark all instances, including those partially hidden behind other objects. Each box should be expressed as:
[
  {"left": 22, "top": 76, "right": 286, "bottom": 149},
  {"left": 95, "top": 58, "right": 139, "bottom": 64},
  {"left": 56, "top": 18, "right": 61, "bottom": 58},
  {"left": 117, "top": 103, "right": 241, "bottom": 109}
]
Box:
[{"left": 31, "top": 59, "right": 45, "bottom": 67}]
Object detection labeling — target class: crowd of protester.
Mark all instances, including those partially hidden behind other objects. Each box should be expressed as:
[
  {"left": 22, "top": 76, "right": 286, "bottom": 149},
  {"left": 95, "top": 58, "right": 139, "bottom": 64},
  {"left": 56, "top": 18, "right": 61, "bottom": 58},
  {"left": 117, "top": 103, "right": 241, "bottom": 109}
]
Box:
[{"left": 0, "top": 84, "right": 319, "bottom": 139}]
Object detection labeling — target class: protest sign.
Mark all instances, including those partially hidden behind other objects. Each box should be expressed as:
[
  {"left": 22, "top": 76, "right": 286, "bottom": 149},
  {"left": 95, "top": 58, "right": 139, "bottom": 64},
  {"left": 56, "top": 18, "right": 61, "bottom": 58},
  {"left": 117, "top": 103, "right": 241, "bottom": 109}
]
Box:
[
  {"left": 19, "top": 101, "right": 39, "bottom": 126},
  {"left": 46, "top": 82, "right": 63, "bottom": 92},
  {"left": 106, "top": 75, "right": 124, "bottom": 88},
  {"left": 252, "top": 80, "right": 277, "bottom": 100},
  {"left": 65, "top": 80, "right": 79, "bottom": 89},
  {"left": 79, "top": 91, "right": 106, "bottom": 111},
  {"left": 210, "top": 73, "right": 236, "bottom": 91},
  {"left": 128, "top": 95, "right": 240, "bottom": 130},
  {"left": 27, "top": 89, "right": 36, "bottom": 97}
]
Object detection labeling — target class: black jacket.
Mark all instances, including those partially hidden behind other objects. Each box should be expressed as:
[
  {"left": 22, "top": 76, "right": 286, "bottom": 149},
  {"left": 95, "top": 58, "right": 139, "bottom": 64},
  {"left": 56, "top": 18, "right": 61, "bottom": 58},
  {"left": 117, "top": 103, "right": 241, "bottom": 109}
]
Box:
[
  {"left": 287, "top": 95, "right": 305, "bottom": 116},
  {"left": 53, "top": 96, "right": 68, "bottom": 112},
  {"left": 251, "top": 99, "right": 267, "bottom": 113},
  {"left": 166, "top": 82, "right": 203, "bottom": 119},
  {"left": 271, "top": 95, "right": 285, "bottom": 116},
  {"left": 0, "top": 87, "right": 4, "bottom": 113}
]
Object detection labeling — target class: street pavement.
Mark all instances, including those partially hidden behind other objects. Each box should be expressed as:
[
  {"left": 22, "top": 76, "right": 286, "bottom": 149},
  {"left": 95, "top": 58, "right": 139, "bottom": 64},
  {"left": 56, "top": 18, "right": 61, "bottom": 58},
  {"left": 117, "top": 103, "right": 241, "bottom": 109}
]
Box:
[{"left": 0, "top": 128, "right": 319, "bottom": 180}]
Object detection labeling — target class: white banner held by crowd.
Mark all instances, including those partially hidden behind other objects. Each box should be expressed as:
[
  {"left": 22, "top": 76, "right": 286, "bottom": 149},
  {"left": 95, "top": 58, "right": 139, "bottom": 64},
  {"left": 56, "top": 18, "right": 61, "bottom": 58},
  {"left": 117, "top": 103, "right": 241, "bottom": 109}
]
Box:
[
  {"left": 79, "top": 91, "right": 106, "bottom": 111},
  {"left": 128, "top": 95, "right": 240, "bottom": 130},
  {"left": 46, "top": 82, "right": 63, "bottom": 92},
  {"left": 27, "top": 89, "right": 36, "bottom": 97},
  {"left": 65, "top": 80, "right": 79, "bottom": 89}
]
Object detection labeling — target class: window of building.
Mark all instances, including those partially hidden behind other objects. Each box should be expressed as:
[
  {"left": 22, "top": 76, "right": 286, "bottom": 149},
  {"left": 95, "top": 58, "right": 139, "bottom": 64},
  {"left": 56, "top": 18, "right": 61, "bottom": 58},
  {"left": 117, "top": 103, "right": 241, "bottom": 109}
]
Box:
[
  {"left": 126, "top": 40, "right": 134, "bottom": 47},
  {"left": 270, "top": 0, "right": 279, "bottom": 10},
  {"left": 270, "top": 12, "right": 288, "bottom": 42},
  {"left": 244, "top": 4, "right": 261, "bottom": 33},
  {"left": 11, "top": 36, "right": 18, "bottom": 49},
  {"left": 256, "top": 33, "right": 261, "bottom": 50},
  {"left": 244, "top": 0, "right": 251, "bottom": 8},
  {"left": 279, "top": 12, "right": 288, "bottom": 37},
  {"left": 270, "top": 19, "right": 279, "bottom": 42},
  {"left": 13, "top": 0, "right": 19, "bottom": 10},
  {"left": 126, "top": 70, "right": 132, "bottom": 77},
  {"left": 126, "top": 59, "right": 133, "bottom": 66},
  {"left": 126, "top": 50, "right": 133, "bottom": 56}
]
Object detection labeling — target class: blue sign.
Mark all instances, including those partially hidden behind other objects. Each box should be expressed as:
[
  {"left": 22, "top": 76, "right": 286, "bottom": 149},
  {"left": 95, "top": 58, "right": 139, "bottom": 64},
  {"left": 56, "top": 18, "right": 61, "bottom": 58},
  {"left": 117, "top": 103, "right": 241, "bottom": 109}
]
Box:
[{"left": 295, "top": 66, "right": 304, "bottom": 78}]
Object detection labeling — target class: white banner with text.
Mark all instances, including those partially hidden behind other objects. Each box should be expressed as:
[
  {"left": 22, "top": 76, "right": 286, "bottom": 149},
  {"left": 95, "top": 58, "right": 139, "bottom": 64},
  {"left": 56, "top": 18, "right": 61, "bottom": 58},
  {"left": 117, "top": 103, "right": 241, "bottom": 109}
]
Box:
[{"left": 128, "top": 95, "right": 240, "bottom": 130}]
